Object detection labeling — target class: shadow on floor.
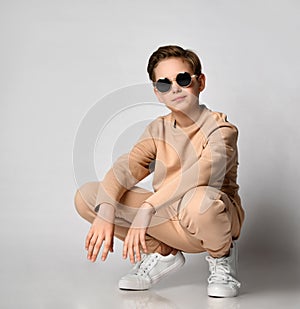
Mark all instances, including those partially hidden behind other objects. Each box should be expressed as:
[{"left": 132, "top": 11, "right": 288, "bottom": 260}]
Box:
[{"left": 238, "top": 200, "right": 300, "bottom": 295}]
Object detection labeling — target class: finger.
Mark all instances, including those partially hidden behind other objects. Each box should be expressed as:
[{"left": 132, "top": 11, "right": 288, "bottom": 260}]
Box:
[
  {"left": 87, "top": 233, "right": 96, "bottom": 259},
  {"left": 140, "top": 231, "right": 147, "bottom": 253},
  {"left": 91, "top": 237, "right": 104, "bottom": 262},
  {"left": 101, "top": 237, "right": 112, "bottom": 261},
  {"left": 129, "top": 243, "right": 135, "bottom": 264},
  {"left": 110, "top": 238, "right": 114, "bottom": 252},
  {"left": 134, "top": 234, "right": 141, "bottom": 262},
  {"left": 127, "top": 233, "right": 135, "bottom": 264},
  {"left": 85, "top": 229, "right": 94, "bottom": 250},
  {"left": 87, "top": 234, "right": 98, "bottom": 260},
  {"left": 123, "top": 234, "right": 130, "bottom": 259}
]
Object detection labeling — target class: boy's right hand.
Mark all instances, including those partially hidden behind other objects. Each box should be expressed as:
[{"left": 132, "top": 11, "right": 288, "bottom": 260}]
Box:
[{"left": 85, "top": 203, "right": 115, "bottom": 262}]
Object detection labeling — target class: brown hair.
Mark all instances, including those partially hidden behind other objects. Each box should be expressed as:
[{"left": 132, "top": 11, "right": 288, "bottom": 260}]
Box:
[{"left": 147, "top": 45, "right": 202, "bottom": 82}]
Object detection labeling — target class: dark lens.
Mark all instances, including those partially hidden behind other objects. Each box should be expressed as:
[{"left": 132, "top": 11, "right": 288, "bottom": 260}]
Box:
[
  {"left": 176, "top": 72, "right": 192, "bottom": 87},
  {"left": 156, "top": 78, "right": 172, "bottom": 93}
]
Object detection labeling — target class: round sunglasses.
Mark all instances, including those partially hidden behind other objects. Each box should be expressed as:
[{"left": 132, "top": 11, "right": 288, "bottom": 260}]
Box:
[{"left": 154, "top": 72, "right": 198, "bottom": 93}]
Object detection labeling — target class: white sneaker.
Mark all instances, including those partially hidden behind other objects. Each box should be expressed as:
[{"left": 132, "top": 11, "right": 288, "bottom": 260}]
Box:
[
  {"left": 118, "top": 251, "right": 185, "bottom": 290},
  {"left": 206, "top": 242, "right": 241, "bottom": 297}
]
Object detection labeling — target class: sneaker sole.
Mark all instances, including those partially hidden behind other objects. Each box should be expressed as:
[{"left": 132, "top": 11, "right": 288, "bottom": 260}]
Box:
[{"left": 208, "top": 285, "right": 239, "bottom": 298}]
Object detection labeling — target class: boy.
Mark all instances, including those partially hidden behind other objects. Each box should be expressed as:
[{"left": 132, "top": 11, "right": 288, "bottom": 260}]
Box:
[{"left": 74, "top": 45, "right": 245, "bottom": 297}]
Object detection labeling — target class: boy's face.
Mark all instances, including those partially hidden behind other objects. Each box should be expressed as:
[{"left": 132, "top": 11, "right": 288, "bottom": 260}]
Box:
[{"left": 153, "top": 57, "right": 205, "bottom": 112}]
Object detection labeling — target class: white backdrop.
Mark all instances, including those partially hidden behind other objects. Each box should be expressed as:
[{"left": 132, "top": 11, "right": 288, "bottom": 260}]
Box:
[{"left": 1, "top": 0, "right": 299, "bottom": 306}]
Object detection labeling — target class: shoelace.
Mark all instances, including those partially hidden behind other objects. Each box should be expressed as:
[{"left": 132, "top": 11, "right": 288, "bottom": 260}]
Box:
[
  {"left": 134, "top": 253, "right": 159, "bottom": 277},
  {"left": 206, "top": 256, "right": 241, "bottom": 288}
]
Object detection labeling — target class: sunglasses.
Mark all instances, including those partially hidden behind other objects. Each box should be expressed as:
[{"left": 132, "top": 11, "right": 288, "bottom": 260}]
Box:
[{"left": 154, "top": 72, "right": 198, "bottom": 93}]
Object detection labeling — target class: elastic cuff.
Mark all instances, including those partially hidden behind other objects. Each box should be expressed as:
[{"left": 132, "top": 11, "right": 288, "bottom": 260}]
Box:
[
  {"left": 143, "top": 201, "right": 157, "bottom": 214},
  {"left": 95, "top": 203, "right": 115, "bottom": 223}
]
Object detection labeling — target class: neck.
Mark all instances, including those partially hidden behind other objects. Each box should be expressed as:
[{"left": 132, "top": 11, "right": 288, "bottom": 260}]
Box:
[{"left": 172, "top": 104, "right": 203, "bottom": 128}]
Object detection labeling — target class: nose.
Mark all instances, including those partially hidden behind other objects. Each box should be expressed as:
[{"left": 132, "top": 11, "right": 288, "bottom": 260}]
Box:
[{"left": 171, "top": 81, "right": 182, "bottom": 93}]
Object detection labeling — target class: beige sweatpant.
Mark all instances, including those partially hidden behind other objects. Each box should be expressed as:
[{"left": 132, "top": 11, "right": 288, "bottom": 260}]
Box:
[{"left": 74, "top": 182, "right": 244, "bottom": 258}]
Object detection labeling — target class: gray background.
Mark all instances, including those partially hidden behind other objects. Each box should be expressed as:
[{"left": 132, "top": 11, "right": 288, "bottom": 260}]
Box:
[{"left": 1, "top": 0, "right": 300, "bottom": 308}]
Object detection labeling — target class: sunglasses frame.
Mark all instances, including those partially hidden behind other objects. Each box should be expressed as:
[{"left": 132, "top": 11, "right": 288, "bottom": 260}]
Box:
[{"left": 153, "top": 72, "right": 199, "bottom": 93}]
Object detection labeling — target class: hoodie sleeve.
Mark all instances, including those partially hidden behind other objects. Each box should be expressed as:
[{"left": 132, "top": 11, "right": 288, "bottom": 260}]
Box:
[{"left": 95, "top": 123, "right": 157, "bottom": 208}]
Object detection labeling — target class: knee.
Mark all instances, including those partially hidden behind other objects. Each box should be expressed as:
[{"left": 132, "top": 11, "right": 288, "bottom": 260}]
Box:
[
  {"left": 179, "top": 186, "right": 231, "bottom": 235},
  {"left": 74, "top": 181, "right": 97, "bottom": 213},
  {"left": 181, "top": 198, "right": 229, "bottom": 232},
  {"left": 179, "top": 186, "right": 224, "bottom": 220},
  {"left": 74, "top": 188, "right": 97, "bottom": 224},
  {"left": 74, "top": 189, "right": 86, "bottom": 217}
]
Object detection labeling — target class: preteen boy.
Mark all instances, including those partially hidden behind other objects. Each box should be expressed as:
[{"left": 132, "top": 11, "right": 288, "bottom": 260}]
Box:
[{"left": 74, "top": 45, "right": 245, "bottom": 297}]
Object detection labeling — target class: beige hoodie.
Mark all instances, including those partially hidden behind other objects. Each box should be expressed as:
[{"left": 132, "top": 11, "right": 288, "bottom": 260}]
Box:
[{"left": 96, "top": 104, "right": 242, "bottom": 216}]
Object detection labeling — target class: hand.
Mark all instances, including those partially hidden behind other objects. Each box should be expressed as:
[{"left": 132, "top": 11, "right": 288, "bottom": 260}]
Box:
[
  {"left": 123, "top": 203, "right": 155, "bottom": 264},
  {"left": 85, "top": 203, "right": 115, "bottom": 262}
]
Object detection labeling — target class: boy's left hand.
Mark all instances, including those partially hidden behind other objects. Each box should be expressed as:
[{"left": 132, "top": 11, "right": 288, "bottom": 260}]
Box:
[{"left": 123, "top": 203, "right": 155, "bottom": 264}]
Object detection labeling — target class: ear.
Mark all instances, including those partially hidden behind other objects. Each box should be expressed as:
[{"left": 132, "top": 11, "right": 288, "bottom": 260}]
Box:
[
  {"left": 153, "top": 87, "right": 164, "bottom": 103},
  {"left": 198, "top": 74, "right": 206, "bottom": 92}
]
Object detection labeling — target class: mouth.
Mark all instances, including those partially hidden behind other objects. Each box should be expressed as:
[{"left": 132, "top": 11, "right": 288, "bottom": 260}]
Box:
[{"left": 172, "top": 96, "right": 187, "bottom": 102}]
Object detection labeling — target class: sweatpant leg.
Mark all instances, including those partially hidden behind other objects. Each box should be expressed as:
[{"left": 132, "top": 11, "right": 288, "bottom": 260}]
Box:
[
  {"left": 74, "top": 181, "right": 174, "bottom": 255},
  {"left": 177, "top": 186, "right": 242, "bottom": 258},
  {"left": 75, "top": 182, "right": 242, "bottom": 258},
  {"left": 142, "top": 186, "right": 242, "bottom": 258}
]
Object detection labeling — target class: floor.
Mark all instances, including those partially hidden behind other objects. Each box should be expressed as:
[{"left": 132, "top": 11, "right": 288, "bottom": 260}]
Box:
[{"left": 1, "top": 209, "right": 300, "bottom": 309}]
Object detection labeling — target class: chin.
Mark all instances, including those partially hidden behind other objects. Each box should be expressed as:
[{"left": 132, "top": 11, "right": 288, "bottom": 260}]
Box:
[{"left": 166, "top": 101, "right": 190, "bottom": 112}]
